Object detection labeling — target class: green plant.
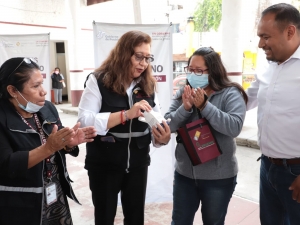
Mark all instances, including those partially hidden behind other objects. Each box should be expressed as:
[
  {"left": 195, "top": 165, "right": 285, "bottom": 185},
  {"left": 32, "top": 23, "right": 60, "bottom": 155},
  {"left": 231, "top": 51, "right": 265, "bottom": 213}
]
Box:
[{"left": 193, "top": 0, "right": 222, "bottom": 32}]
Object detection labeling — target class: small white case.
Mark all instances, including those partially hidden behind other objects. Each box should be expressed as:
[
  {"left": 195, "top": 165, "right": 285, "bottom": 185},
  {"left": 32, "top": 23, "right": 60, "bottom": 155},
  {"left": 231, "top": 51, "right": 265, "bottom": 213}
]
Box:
[{"left": 138, "top": 110, "right": 171, "bottom": 127}]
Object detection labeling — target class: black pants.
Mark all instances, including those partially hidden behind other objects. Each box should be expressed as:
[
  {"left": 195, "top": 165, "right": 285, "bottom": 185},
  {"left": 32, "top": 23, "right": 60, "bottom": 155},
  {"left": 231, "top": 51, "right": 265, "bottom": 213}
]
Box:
[{"left": 88, "top": 167, "right": 148, "bottom": 225}]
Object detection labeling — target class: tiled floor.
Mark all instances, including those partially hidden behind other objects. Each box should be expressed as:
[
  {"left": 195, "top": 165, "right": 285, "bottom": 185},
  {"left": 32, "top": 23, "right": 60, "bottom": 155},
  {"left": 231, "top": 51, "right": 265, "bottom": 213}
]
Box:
[
  {"left": 67, "top": 145, "right": 260, "bottom": 225},
  {"left": 117, "top": 196, "right": 259, "bottom": 225},
  {"left": 58, "top": 106, "right": 261, "bottom": 225}
]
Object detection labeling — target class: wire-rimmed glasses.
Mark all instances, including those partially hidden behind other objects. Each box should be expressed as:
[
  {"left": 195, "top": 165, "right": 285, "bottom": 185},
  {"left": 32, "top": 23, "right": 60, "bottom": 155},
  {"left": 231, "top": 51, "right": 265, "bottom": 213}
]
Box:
[
  {"left": 184, "top": 66, "right": 208, "bottom": 76},
  {"left": 134, "top": 52, "right": 154, "bottom": 64}
]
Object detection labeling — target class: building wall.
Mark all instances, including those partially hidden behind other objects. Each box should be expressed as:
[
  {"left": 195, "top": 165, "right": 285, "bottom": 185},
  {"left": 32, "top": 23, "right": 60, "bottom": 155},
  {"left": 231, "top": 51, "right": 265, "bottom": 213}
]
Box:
[
  {"left": 0, "top": 0, "right": 66, "bottom": 27},
  {"left": 0, "top": 0, "right": 295, "bottom": 100},
  {"left": 0, "top": 0, "right": 169, "bottom": 103}
]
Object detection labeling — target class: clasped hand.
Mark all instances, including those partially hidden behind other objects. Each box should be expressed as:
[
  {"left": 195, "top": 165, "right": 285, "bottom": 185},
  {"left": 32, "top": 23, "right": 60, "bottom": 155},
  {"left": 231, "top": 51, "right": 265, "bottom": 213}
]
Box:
[
  {"left": 182, "top": 85, "right": 207, "bottom": 111},
  {"left": 45, "top": 122, "right": 97, "bottom": 153}
]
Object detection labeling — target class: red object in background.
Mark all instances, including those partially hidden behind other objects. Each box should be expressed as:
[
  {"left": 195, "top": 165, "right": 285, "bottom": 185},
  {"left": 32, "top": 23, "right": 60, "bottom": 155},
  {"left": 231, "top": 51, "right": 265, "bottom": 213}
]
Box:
[
  {"left": 71, "top": 90, "right": 84, "bottom": 107},
  {"left": 172, "top": 74, "right": 186, "bottom": 95},
  {"left": 153, "top": 75, "right": 166, "bottom": 82},
  {"left": 51, "top": 90, "right": 54, "bottom": 103}
]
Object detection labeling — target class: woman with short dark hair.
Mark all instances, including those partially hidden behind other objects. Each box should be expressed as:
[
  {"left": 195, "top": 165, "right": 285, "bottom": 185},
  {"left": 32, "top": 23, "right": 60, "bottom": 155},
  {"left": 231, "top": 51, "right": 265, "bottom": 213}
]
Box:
[{"left": 0, "top": 57, "right": 96, "bottom": 225}]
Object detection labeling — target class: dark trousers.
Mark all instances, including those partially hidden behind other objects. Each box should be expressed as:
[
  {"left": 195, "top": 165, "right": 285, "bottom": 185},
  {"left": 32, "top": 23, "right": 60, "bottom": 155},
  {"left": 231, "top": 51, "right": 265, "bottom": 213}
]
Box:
[
  {"left": 88, "top": 167, "right": 148, "bottom": 225},
  {"left": 171, "top": 171, "right": 237, "bottom": 225},
  {"left": 260, "top": 155, "right": 300, "bottom": 225}
]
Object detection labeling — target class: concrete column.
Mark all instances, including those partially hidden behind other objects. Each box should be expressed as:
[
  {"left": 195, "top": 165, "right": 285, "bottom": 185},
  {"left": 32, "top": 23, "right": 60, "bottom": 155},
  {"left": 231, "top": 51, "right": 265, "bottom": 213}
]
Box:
[
  {"left": 65, "top": 0, "right": 85, "bottom": 106},
  {"left": 221, "top": 0, "right": 243, "bottom": 85},
  {"left": 186, "top": 17, "right": 195, "bottom": 58},
  {"left": 132, "top": 0, "right": 142, "bottom": 24}
]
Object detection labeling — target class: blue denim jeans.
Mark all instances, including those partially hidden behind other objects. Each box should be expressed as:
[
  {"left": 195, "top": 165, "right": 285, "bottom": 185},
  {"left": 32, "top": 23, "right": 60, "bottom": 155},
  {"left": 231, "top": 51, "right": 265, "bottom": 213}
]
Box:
[
  {"left": 171, "top": 171, "right": 237, "bottom": 225},
  {"left": 260, "top": 155, "right": 300, "bottom": 225}
]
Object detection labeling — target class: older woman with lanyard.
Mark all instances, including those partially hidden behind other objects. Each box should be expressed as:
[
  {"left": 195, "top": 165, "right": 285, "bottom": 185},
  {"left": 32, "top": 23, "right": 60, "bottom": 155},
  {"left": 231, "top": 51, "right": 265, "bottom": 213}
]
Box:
[{"left": 0, "top": 57, "right": 97, "bottom": 225}]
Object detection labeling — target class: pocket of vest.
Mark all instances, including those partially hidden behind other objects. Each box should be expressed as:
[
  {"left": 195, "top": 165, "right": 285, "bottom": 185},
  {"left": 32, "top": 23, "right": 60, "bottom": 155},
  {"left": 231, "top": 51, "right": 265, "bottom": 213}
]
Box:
[
  {"left": 0, "top": 191, "right": 40, "bottom": 208},
  {"left": 86, "top": 140, "right": 128, "bottom": 165}
]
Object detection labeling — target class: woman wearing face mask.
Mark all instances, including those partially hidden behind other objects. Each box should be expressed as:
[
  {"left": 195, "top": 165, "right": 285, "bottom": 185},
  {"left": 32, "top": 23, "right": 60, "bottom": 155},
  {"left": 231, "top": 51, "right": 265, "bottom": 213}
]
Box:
[
  {"left": 165, "top": 47, "right": 248, "bottom": 225},
  {"left": 51, "top": 67, "right": 64, "bottom": 105},
  {"left": 0, "top": 57, "right": 97, "bottom": 225}
]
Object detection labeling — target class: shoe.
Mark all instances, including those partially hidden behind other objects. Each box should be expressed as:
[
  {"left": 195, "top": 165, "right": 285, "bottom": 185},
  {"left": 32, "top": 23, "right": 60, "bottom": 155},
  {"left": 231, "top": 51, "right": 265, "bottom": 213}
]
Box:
[
  {"left": 55, "top": 102, "right": 58, "bottom": 105},
  {"left": 59, "top": 102, "right": 63, "bottom": 104}
]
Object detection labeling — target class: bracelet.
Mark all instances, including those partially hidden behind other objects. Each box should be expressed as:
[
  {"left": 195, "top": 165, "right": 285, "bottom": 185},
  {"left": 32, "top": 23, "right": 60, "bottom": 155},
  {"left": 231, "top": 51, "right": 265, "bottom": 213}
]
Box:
[
  {"left": 121, "top": 110, "right": 125, "bottom": 125},
  {"left": 124, "top": 110, "right": 129, "bottom": 121},
  {"left": 199, "top": 101, "right": 208, "bottom": 111},
  {"left": 199, "top": 94, "right": 209, "bottom": 111}
]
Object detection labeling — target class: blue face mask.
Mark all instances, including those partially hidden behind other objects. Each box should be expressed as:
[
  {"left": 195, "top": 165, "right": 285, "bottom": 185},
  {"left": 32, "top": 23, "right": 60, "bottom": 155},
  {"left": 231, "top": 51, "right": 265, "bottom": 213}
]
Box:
[
  {"left": 187, "top": 73, "right": 209, "bottom": 88},
  {"left": 15, "top": 91, "right": 43, "bottom": 113}
]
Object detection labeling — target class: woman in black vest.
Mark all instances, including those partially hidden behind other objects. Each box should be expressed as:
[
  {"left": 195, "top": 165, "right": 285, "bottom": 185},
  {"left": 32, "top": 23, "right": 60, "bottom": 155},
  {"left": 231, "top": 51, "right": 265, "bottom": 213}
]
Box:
[
  {"left": 0, "top": 57, "right": 96, "bottom": 225},
  {"left": 78, "top": 31, "right": 171, "bottom": 225}
]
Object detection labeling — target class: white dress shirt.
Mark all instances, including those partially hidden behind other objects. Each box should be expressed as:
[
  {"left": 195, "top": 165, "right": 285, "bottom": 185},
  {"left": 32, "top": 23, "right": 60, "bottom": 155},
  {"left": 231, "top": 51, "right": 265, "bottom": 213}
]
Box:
[
  {"left": 78, "top": 74, "right": 162, "bottom": 146},
  {"left": 246, "top": 46, "right": 300, "bottom": 158}
]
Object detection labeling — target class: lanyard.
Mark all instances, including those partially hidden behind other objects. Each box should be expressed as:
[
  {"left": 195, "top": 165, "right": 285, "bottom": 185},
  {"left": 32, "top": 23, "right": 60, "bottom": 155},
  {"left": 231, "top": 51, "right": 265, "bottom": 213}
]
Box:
[
  {"left": 18, "top": 113, "right": 47, "bottom": 144},
  {"left": 18, "top": 112, "right": 53, "bottom": 179}
]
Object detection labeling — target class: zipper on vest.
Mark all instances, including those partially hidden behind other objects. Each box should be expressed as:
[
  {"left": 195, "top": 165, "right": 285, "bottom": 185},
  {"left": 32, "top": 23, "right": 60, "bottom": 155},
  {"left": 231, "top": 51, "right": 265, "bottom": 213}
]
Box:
[
  {"left": 126, "top": 90, "right": 135, "bottom": 173},
  {"left": 39, "top": 123, "right": 46, "bottom": 225}
]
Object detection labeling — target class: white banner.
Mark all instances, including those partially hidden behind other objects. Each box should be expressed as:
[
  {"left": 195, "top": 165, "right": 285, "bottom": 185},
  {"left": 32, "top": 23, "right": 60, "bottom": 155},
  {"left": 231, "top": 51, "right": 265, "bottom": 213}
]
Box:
[
  {"left": 93, "top": 22, "right": 175, "bottom": 203},
  {"left": 0, "top": 34, "right": 51, "bottom": 101}
]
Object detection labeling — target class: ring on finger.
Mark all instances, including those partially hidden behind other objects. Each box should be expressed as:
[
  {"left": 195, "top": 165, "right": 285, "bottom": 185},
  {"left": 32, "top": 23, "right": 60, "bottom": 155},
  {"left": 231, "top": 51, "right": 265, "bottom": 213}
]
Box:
[{"left": 62, "top": 137, "right": 65, "bottom": 142}]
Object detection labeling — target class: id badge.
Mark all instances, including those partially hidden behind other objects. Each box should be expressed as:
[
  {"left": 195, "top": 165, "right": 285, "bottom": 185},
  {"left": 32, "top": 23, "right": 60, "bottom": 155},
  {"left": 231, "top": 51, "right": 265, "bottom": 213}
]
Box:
[{"left": 45, "top": 183, "right": 57, "bottom": 205}]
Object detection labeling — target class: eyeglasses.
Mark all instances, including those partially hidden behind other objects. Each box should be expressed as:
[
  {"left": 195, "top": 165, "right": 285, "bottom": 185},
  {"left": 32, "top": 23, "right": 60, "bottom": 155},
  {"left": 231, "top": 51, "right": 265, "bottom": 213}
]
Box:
[
  {"left": 184, "top": 66, "right": 208, "bottom": 76},
  {"left": 7, "top": 58, "right": 32, "bottom": 79},
  {"left": 134, "top": 52, "right": 154, "bottom": 64}
]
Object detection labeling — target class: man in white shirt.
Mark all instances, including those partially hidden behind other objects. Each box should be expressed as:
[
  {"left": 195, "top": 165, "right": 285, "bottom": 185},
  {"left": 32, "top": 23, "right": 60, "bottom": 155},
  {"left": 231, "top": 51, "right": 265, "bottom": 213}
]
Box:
[{"left": 246, "top": 3, "right": 300, "bottom": 225}]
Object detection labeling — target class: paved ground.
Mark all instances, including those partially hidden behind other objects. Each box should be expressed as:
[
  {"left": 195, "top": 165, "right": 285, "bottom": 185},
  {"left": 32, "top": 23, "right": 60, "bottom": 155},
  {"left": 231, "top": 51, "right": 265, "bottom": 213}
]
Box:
[{"left": 56, "top": 104, "right": 261, "bottom": 225}]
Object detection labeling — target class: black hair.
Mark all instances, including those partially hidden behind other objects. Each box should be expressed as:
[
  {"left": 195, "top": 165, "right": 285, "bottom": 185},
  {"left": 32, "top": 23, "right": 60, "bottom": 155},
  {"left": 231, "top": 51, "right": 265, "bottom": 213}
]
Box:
[
  {"left": 262, "top": 3, "right": 300, "bottom": 32},
  {"left": 187, "top": 47, "right": 248, "bottom": 103},
  {"left": 0, "top": 57, "right": 40, "bottom": 100}
]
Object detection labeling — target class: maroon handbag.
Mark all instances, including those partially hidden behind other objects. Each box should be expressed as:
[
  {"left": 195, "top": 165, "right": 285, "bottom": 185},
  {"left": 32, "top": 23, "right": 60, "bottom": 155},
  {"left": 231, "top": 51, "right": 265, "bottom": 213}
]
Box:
[{"left": 177, "top": 109, "right": 222, "bottom": 166}]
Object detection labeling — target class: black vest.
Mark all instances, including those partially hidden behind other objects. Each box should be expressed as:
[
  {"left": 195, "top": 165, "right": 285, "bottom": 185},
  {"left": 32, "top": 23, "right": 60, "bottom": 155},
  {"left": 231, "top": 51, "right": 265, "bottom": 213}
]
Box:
[{"left": 85, "top": 76, "right": 156, "bottom": 171}]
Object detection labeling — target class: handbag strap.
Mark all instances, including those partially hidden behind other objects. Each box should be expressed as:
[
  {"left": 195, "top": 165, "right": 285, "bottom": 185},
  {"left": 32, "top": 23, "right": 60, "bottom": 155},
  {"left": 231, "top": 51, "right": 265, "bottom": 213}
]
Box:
[
  {"left": 194, "top": 106, "right": 202, "bottom": 119},
  {"left": 193, "top": 91, "right": 209, "bottom": 119}
]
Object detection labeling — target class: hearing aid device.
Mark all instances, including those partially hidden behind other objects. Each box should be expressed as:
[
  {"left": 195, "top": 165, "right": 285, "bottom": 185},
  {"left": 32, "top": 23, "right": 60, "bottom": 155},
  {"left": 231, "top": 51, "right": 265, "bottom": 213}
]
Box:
[{"left": 138, "top": 110, "right": 171, "bottom": 128}]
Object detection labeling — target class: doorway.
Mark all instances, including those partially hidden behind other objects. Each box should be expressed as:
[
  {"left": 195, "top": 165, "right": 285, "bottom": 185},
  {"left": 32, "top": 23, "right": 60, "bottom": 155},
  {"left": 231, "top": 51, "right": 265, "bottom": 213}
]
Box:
[{"left": 55, "top": 42, "right": 68, "bottom": 101}]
